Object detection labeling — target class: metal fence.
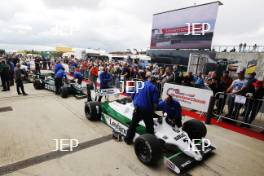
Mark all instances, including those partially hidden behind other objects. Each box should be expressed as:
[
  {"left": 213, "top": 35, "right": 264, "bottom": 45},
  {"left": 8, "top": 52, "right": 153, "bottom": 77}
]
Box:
[
  {"left": 212, "top": 45, "right": 264, "bottom": 53},
  {"left": 212, "top": 92, "right": 264, "bottom": 131}
]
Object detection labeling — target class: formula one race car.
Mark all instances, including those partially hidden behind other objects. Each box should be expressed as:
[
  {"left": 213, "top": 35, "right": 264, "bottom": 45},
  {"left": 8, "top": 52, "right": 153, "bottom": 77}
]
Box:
[
  {"left": 84, "top": 91, "right": 215, "bottom": 175},
  {"left": 33, "top": 71, "right": 87, "bottom": 99}
]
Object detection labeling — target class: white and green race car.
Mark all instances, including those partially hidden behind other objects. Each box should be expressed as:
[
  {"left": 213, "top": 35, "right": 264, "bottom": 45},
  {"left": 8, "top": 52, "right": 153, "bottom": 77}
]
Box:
[{"left": 84, "top": 90, "right": 215, "bottom": 175}]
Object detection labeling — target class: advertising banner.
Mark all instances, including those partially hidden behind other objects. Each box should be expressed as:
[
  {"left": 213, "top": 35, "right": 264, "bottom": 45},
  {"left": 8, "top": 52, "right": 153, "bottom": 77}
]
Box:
[
  {"left": 162, "top": 83, "right": 213, "bottom": 112},
  {"left": 150, "top": 1, "right": 222, "bottom": 49}
]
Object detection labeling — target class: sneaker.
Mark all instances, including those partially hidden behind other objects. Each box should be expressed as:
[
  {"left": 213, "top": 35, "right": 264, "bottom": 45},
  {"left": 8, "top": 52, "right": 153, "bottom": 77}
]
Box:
[
  {"left": 23, "top": 93, "right": 28, "bottom": 96},
  {"left": 18, "top": 93, "right": 22, "bottom": 95}
]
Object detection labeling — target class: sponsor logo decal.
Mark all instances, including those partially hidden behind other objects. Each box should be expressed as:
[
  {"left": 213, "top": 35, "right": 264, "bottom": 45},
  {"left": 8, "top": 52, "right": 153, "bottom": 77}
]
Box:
[
  {"left": 181, "top": 160, "right": 192, "bottom": 168},
  {"left": 174, "top": 133, "right": 186, "bottom": 141},
  {"left": 104, "top": 114, "right": 128, "bottom": 136},
  {"left": 167, "top": 88, "right": 206, "bottom": 105}
]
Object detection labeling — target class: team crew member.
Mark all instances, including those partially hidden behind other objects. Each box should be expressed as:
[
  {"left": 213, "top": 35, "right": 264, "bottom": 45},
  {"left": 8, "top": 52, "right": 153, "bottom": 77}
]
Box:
[
  {"left": 73, "top": 69, "right": 84, "bottom": 85},
  {"left": 55, "top": 67, "right": 67, "bottom": 95},
  {"left": 124, "top": 72, "right": 159, "bottom": 145},
  {"left": 54, "top": 60, "right": 64, "bottom": 74},
  {"left": 158, "top": 95, "right": 182, "bottom": 127},
  {"left": 98, "top": 67, "right": 112, "bottom": 102}
]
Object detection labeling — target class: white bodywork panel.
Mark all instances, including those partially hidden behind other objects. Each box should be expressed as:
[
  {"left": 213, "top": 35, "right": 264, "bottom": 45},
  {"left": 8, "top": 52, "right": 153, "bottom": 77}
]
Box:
[{"left": 107, "top": 101, "right": 204, "bottom": 161}]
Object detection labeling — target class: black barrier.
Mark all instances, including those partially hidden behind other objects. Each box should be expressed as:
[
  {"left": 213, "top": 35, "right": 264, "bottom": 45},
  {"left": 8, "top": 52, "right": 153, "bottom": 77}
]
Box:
[{"left": 211, "top": 92, "right": 264, "bottom": 130}]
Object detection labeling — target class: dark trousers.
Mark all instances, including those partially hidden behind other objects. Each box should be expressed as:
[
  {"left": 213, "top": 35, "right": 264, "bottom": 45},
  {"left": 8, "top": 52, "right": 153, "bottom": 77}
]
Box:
[
  {"left": 244, "top": 99, "right": 262, "bottom": 124},
  {"left": 16, "top": 80, "right": 25, "bottom": 94},
  {"left": 125, "top": 108, "right": 154, "bottom": 141},
  {"left": 35, "top": 64, "right": 40, "bottom": 74},
  {"left": 216, "top": 94, "right": 227, "bottom": 114},
  {"left": 77, "top": 78, "right": 83, "bottom": 85},
  {"left": 227, "top": 95, "right": 243, "bottom": 120},
  {"left": 1, "top": 74, "right": 10, "bottom": 91},
  {"left": 86, "top": 84, "right": 92, "bottom": 101},
  {"left": 55, "top": 78, "right": 63, "bottom": 95}
]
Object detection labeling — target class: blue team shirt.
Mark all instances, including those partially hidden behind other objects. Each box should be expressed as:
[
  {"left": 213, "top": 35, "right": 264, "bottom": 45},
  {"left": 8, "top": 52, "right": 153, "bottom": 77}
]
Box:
[
  {"left": 55, "top": 69, "right": 67, "bottom": 79},
  {"left": 73, "top": 71, "right": 83, "bottom": 79},
  {"left": 71, "top": 62, "right": 78, "bottom": 68},
  {"left": 132, "top": 81, "right": 159, "bottom": 112},
  {"left": 99, "top": 72, "right": 112, "bottom": 89},
  {"left": 55, "top": 63, "right": 64, "bottom": 74},
  {"left": 158, "top": 100, "right": 182, "bottom": 119}
]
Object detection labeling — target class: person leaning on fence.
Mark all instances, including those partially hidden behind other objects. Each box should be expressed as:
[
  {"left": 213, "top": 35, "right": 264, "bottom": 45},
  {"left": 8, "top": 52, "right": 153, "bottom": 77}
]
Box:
[
  {"left": 241, "top": 80, "right": 264, "bottom": 128},
  {"left": 225, "top": 70, "right": 248, "bottom": 122},
  {"left": 216, "top": 71, "right": 233, "bottom": 114}
]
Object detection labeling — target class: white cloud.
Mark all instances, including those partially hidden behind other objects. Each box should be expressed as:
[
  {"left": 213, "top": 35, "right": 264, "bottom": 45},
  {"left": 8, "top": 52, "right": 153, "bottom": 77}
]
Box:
[{"left": 0, "top": 0, "right": 263, "bottom": 51}]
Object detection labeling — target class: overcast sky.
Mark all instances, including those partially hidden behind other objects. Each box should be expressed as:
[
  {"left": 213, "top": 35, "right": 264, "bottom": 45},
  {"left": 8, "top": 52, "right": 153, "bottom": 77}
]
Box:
[{"left": 0, "top": 0, "right": 263, "bottom": 51}]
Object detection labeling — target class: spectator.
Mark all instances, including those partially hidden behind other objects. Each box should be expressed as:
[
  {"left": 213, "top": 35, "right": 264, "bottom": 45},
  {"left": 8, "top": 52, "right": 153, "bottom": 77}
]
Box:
[
  {"left": 90, "top": 64, "right": 99, "bottom": 91},
  {"left": 194, "top": 72, "right": 205, "bottom": 88},
  {"left": 161, "top": 67, "right": 174, "bottom": 87},
  {"left": 14, "top": 63, "right": 27, "bottom": 95},
  {"left": 172, "top": 65, "right": 182, "bottom": 85},
  {"left": 7, "top": 59, "right": 15, "bottom": 86},
  {"left": 226, "top": 70, "right": 248, "bottom": 121},
  {"left": 253, "top": 44, "right": 257, "bottom": 52},
  {"left": 242, "top": 80, "right": 264, "bottom": 127},
  {"left": 215, "top": 71, "right": 233, "bottom": 114},
  {"left": 221, "top": 71, "right": 233, "bottom": 90},
  {"left": 246, "top": 72, "right": 257, "bottom": 93},
  {"left": 239, "top": 43, "right": 243, "bottom": 52},
  {"left": 182, "top": 72, "right": 195, "bottom": 87},
  {"left": 35, "top": 57, "right": 41, "bottom": 74},
  {"left": 0, "top": 60, "right": 10, "bottom": 91},
  {"left": 243, "top": 43, "right": 247, "bottom": 52}
]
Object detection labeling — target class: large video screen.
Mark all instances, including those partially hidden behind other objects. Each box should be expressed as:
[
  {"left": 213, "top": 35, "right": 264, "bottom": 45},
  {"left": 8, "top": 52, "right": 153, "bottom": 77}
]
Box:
[{"left": 150, "top": 2, "right": 221, "bottom": 50}]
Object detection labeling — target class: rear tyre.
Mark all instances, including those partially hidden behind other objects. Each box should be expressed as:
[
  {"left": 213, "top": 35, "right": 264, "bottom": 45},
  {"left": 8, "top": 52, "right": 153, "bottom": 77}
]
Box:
[
  {"left": 61, "top": 86, "right": 69, "bottom": 98},
  {"left": 33, "top": 79, "right": 44, "bottom": 89},
  {"left": 182, "top": 119, "right": 207, "bottom": 140},
  {"left": 84, "top": 101, "right": 102, "bottom": 121},
  {"left": 134, "top": 134, "right": 163, "bottom": 166}
]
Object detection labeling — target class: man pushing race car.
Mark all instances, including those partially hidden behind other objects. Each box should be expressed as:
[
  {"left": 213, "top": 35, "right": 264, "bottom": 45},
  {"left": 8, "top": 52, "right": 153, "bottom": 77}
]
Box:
[{"left": 84, "top": 71, "right": 215, "bottom": 175}]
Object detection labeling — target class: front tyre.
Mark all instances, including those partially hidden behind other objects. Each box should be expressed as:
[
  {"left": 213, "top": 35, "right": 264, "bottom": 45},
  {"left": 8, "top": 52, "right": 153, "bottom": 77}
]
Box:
[
  {"left": 33, "top": 79, "right": 44, "bottom": 89},
  {"left": 134, "top": 134, "right": 163, "bottom": 166},
  {"left": 84, "top": 101, "right": 102, "bottom": 121},
  {"left": 182, "top": 119, "right": 207, "bottom": 140}
]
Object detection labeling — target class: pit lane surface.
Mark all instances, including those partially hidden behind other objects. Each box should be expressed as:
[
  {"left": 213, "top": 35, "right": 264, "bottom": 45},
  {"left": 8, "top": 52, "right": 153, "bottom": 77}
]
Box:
[{"left": 0, "top": 84, "right": 263, "bottom": 176}]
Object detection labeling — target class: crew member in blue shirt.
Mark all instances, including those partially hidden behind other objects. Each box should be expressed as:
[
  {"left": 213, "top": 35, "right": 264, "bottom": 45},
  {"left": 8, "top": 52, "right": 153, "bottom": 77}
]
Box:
[
  {"left": 73, "top": 69, "right": 84, "bottom": 85},
  {"left": 54, "top": 61, "right": 64, "bottom": 74},
  {"left": 158, "top": 95, "right": 182, "bottom": 127},
  {"left": 98, "top": 67, "right": 112, "bottom": 102},
  {"left": 55, "top": 67, "right": 67, "bottom": 95},
  {"left": 124, "top": 72, "right": 159, "bottom": 145}
]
